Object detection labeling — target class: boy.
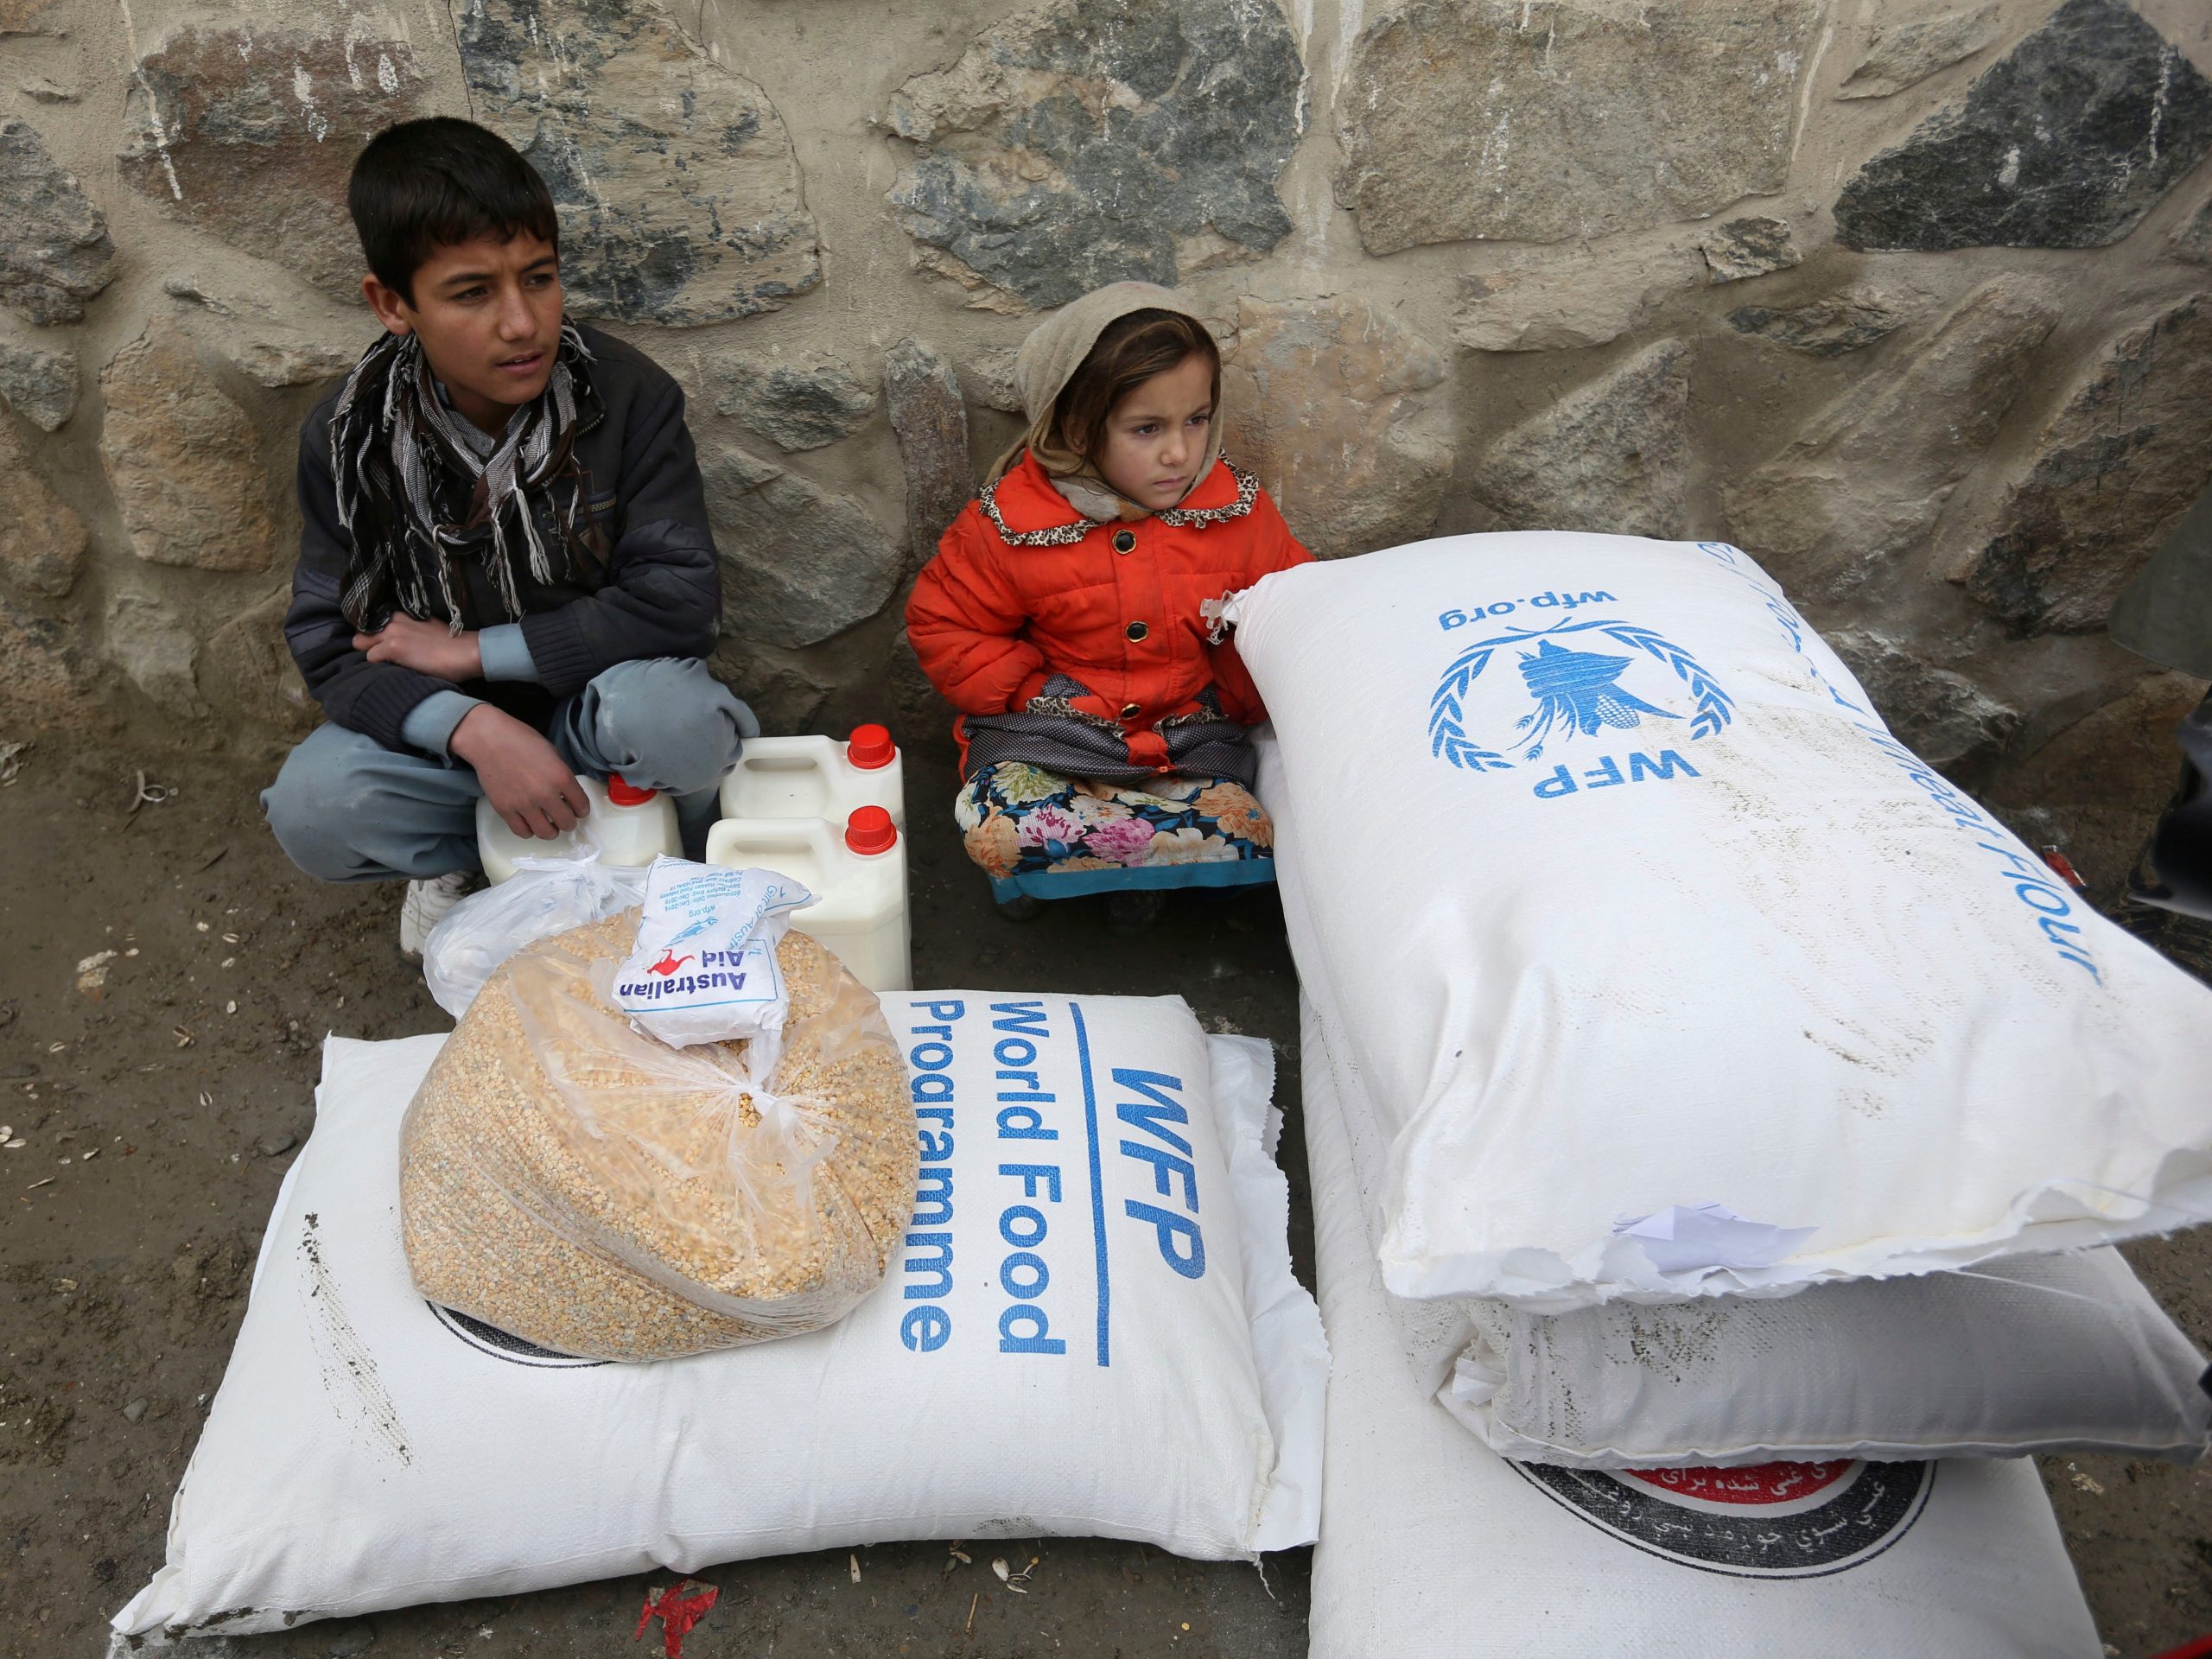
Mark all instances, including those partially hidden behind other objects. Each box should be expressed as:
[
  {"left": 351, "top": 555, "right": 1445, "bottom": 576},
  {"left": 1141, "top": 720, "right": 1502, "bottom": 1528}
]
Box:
[{"left": 263, "top": 118, "right": 753, "bottom": 956}]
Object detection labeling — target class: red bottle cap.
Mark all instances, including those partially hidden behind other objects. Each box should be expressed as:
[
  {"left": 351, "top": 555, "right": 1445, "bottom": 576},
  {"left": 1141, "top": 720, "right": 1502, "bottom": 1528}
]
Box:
[
  {"left": 847, "top": 723, "right": 896, "bottom": 770},
  {"left": 845, "top": 804, "right": 898, "bottom": 855},
  {"left": 605, "top": 775, "right": 657, "bottom": 806}
]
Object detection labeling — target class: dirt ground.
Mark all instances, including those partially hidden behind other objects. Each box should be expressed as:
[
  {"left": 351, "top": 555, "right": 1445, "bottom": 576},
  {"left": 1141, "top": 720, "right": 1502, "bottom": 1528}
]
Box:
[{"left": 2, "top": 733, "right": 2209, "bottom": 1659}]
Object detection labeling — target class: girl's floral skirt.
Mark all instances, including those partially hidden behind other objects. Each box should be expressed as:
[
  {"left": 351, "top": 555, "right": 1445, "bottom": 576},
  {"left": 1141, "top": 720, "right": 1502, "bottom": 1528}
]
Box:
[{"left": 956, "top": 762, "right": 1275, "bottom": 879}]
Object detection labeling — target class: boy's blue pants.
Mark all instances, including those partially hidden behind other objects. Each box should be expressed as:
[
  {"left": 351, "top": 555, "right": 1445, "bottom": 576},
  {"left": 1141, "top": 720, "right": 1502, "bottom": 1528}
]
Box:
[{"left": 260, "top": 658, "right": 756, "bottom": 881}]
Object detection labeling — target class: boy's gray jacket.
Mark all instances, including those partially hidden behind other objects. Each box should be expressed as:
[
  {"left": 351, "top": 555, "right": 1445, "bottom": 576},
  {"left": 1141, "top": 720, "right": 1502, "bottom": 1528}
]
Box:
[{"left": 284, "top": 325, "right": 721, "bottom": 753}]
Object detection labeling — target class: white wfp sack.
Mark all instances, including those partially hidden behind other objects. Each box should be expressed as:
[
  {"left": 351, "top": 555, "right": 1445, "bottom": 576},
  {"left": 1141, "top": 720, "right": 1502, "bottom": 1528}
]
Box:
[
  {"left": 1231, "top": 534, "right": 2212, "bottom": 1309},
  {"left": 1446, "top": 1254, "right": 2212, "bottom": 1468},
  {"left": 1301, "top": 1000, "right": 2104, "bottom": 1659},
  {"left": 1301, "top": 993, "right": 2212, "bottom": 1468},
  {"left": 115, "top": 999, "right": 1325, "bottom": 1639}
]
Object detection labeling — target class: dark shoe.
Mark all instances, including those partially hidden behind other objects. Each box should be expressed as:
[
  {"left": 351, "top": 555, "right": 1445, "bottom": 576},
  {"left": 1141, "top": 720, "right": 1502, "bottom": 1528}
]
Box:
[
  {"left": 995, "top": 893, "right": 1045, "bottom": 922},
  {"left": 1106, "top": 890, "right": 1164, "bottom": 936},
  {"left": 1192, "top": 880, "right": 1258, "bottom": 906}
]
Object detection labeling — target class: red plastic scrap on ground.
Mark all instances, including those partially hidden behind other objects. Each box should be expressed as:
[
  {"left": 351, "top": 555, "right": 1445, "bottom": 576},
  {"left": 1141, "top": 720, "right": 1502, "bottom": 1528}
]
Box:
[
  {"left": 635, "top": 1580, "right": 720, "bottom": 1658},
  {"left": 2148, "top": 1638, "right": 2212, "bottom": 1659}
]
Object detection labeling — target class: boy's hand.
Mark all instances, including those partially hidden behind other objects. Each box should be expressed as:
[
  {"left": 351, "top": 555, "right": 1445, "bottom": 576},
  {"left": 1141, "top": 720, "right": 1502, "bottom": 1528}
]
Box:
[
  {"left": 353, "top": 614, "right": 482, "bottom": 683},
  {"left": 449, "top": 707, "right": 589, "bottom": 839}
]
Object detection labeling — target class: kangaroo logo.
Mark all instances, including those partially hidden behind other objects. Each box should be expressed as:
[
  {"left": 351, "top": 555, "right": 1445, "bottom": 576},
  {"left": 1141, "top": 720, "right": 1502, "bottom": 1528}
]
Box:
[
  {"left": 1430, "top": 617, "right": 1732, "bottom": 774},
  {"left": 648, "top": 950, "right": 694, "bottom": 976}
]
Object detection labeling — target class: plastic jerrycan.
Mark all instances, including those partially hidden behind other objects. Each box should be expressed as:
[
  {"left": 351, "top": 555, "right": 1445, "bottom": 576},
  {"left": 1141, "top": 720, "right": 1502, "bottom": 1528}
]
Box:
[
  {"left": 719, "top": 725, "right": 906, "bottom": 831},
  {"left": 702, "top": 807, "right": 911, "bottom": 993},
  {"left": 474, "top": 775, "right": 681, "bottom": 885}
]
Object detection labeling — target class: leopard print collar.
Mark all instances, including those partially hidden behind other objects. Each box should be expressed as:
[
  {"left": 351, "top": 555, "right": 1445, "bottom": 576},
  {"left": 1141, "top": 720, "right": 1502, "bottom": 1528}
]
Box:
[{"left": 979, "top": 458, "right": 1259, "bottom": 548}]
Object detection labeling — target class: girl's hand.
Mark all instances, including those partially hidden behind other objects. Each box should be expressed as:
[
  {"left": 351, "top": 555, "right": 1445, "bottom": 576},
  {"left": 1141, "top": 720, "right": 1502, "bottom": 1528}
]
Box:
[{"left": 354, "top": 614, "right": 483, "bottom": 683}]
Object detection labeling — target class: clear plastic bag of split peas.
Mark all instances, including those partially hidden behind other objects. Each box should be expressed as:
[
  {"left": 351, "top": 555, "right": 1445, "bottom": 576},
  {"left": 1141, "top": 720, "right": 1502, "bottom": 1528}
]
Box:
[{"left": 397, "top": 909, "right": 918, "bottom": 1363}]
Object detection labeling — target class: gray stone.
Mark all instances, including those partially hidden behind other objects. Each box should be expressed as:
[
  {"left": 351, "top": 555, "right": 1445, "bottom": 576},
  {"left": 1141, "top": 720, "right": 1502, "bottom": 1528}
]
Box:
[
  {"left": 462, "top": 0, "right": 821, "bottom": 327},
  {"left": 887, "top": 0, "right": 1304, "bottom": 309},
  {"left": 226, "top": 336, "right": 357, "bottom": 391},
  {"left": 703, "top": 444, "right": 904, "bottom": 650},
  {"left": 1977, "top": 664, "right": 2210, "bottom": 893},
  {"left": 162, "top": 275, "right": 236, "bottom": 316},
  {"left": 323, "top": 1623, "right": 377, "bottom": 1657},
  {"left": 0, "top": 416, "right": 84, "bottom": 596},
  {"left": 257, "top": 1131, "right": 297, "bottom": 1158},
  {"left": 968, "top": 346, "right": 1026, "bottom": 415},
  {"left": 17, "top": 77, "right": 76, "bottom": 103},
  {"left": 1470, "top": 340, "right": 1689, "bottom": 539},
  {"left": 201, "top": 587, "right": 315, "bottom": 736},
  {"left": 889, "top": 628, "right": 944, "bottom": 737},
  {"left": 711, "top": 351, "right": 876, "bottom": 452},
  {"left": 172, "top": 297, "right": 359, "bottom": 390},
  {"left": 1222, "top": 294, "right": 1452, "bottom": 558},
  {"left": 2168, "top": 197, "right": 2212, "bottom": 266},
  {"left": 1337, "top": 0, "right": 1820, "bottom": 254},
  {"left": 0, "top": 595, "right": 103, "bottom": 733},
  {"left": 99, "top": 317, "right": 278, "bottom": 575},
  {"left": 1993, "top": 670, "right": 2207, "bottom": 813},
  {"left": 1726, "top": 287, "right": 1915, "bottom": 357},
  {"left": 106, "top": 592, "right": 205, "bottom": 714},
  {"left": 1836, "top": 5, "right": 2002, "bottom": 100},
  {"left": 709, "top": 651, "right": 830, "bottom": 735},
  {"left": 0, "top": 0, "right": 60, "bottom": 37},
  {"left": 0, "top": 118, "right": 113, "bottom": 326},
  {"left": 1834, "top": 0, "right": 2212, "bottom": 252},
  {"left": 885, "top": 340, "right": 972, "bottom": 565},
  {"left": 122, "top": 1396, "right": 149, "bottom": 1423},
  {"left": 2109, "top": 472, "right": 2212, "bottom": 681},
  {"left": 1725, "top": 279, "right": 2057, "bottom": 602},
  {"left": 1828, "top": 630, "right": 2020, "bottom": 770},
  {"left": 1700, "top": 217, "right": 1802, "bottom": 284},
  {"left": 1452, "top": 246, "right": 1702, "bottom": 353},
  {"left": 0, "top": 337, "right": 74, "bottom": 430},
  {"left": 118, "top": 26, "right": 431, "bottom": 298},
  {"left": 1957, "top": 295, "right": 2212, "bottom": 634}
]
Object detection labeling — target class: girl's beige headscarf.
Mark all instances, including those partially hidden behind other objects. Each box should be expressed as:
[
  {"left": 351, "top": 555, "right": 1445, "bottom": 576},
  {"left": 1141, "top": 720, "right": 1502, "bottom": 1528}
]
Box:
[{"left": 989, "top": 281, "right": 1224, "bottom": 524}]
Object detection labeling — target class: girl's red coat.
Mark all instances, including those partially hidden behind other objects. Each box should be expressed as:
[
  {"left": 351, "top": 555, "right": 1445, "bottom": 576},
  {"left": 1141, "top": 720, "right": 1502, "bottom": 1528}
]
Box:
[{"left": 906, "top": 454, "right": 1313, "bottom": 747}]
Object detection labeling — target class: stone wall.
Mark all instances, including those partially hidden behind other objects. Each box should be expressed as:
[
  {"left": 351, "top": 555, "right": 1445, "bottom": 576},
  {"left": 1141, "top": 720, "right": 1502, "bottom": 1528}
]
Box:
[{"left": 2, "top": 0, "right": 2209, "bottom": 874}]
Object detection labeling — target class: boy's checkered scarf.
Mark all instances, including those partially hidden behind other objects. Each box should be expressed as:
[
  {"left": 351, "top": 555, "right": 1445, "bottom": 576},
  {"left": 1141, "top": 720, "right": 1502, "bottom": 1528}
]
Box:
[{"left": 327, "top": 320, "right": 605, "bottom": 632}]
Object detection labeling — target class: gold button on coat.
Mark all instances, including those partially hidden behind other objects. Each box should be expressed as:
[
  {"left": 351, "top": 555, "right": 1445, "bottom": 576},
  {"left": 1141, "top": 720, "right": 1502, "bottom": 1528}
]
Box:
[
  {"left": 1113, "top": 529, "right": 1136, "bottom": 554},
  {"left": 1125, "top": 620, "right": 1148, "bottom": 642},
  {"left": 1120, "top": 702, "right": 1142, "bottom": 721}
]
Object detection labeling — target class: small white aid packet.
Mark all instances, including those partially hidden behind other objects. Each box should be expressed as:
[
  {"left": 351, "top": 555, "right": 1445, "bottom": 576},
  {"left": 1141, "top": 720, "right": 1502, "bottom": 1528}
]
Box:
[{"left": 613, "top": 858, "right": 813, "bottom": 1049}]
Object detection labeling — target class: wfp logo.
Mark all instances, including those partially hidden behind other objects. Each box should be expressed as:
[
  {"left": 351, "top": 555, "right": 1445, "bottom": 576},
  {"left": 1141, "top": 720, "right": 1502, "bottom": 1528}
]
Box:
[{"left": 1428, "top": 615, "right": 1733, "bottom": 783}]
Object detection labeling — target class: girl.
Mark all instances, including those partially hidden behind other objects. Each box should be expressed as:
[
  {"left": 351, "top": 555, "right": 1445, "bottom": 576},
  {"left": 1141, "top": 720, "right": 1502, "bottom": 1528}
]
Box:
[{"left": 906, "top": 282, "right": 1313, "bottom": 918}]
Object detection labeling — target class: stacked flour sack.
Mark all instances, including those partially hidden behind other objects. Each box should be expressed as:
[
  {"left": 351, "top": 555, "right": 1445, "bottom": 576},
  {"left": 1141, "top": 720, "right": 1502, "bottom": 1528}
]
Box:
[
  {"left": 116, "top": 855, "right": 1325, "bottom": 1639},
  {"left": 1230, "top": 533, "right": 2212, "bottom": 1657}
]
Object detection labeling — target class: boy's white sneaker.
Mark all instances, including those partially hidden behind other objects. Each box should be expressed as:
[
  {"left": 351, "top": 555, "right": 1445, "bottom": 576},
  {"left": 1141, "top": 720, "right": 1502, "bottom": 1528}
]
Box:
[{"left": 398, "top": 870, "right": 474, "bottom": 963}]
